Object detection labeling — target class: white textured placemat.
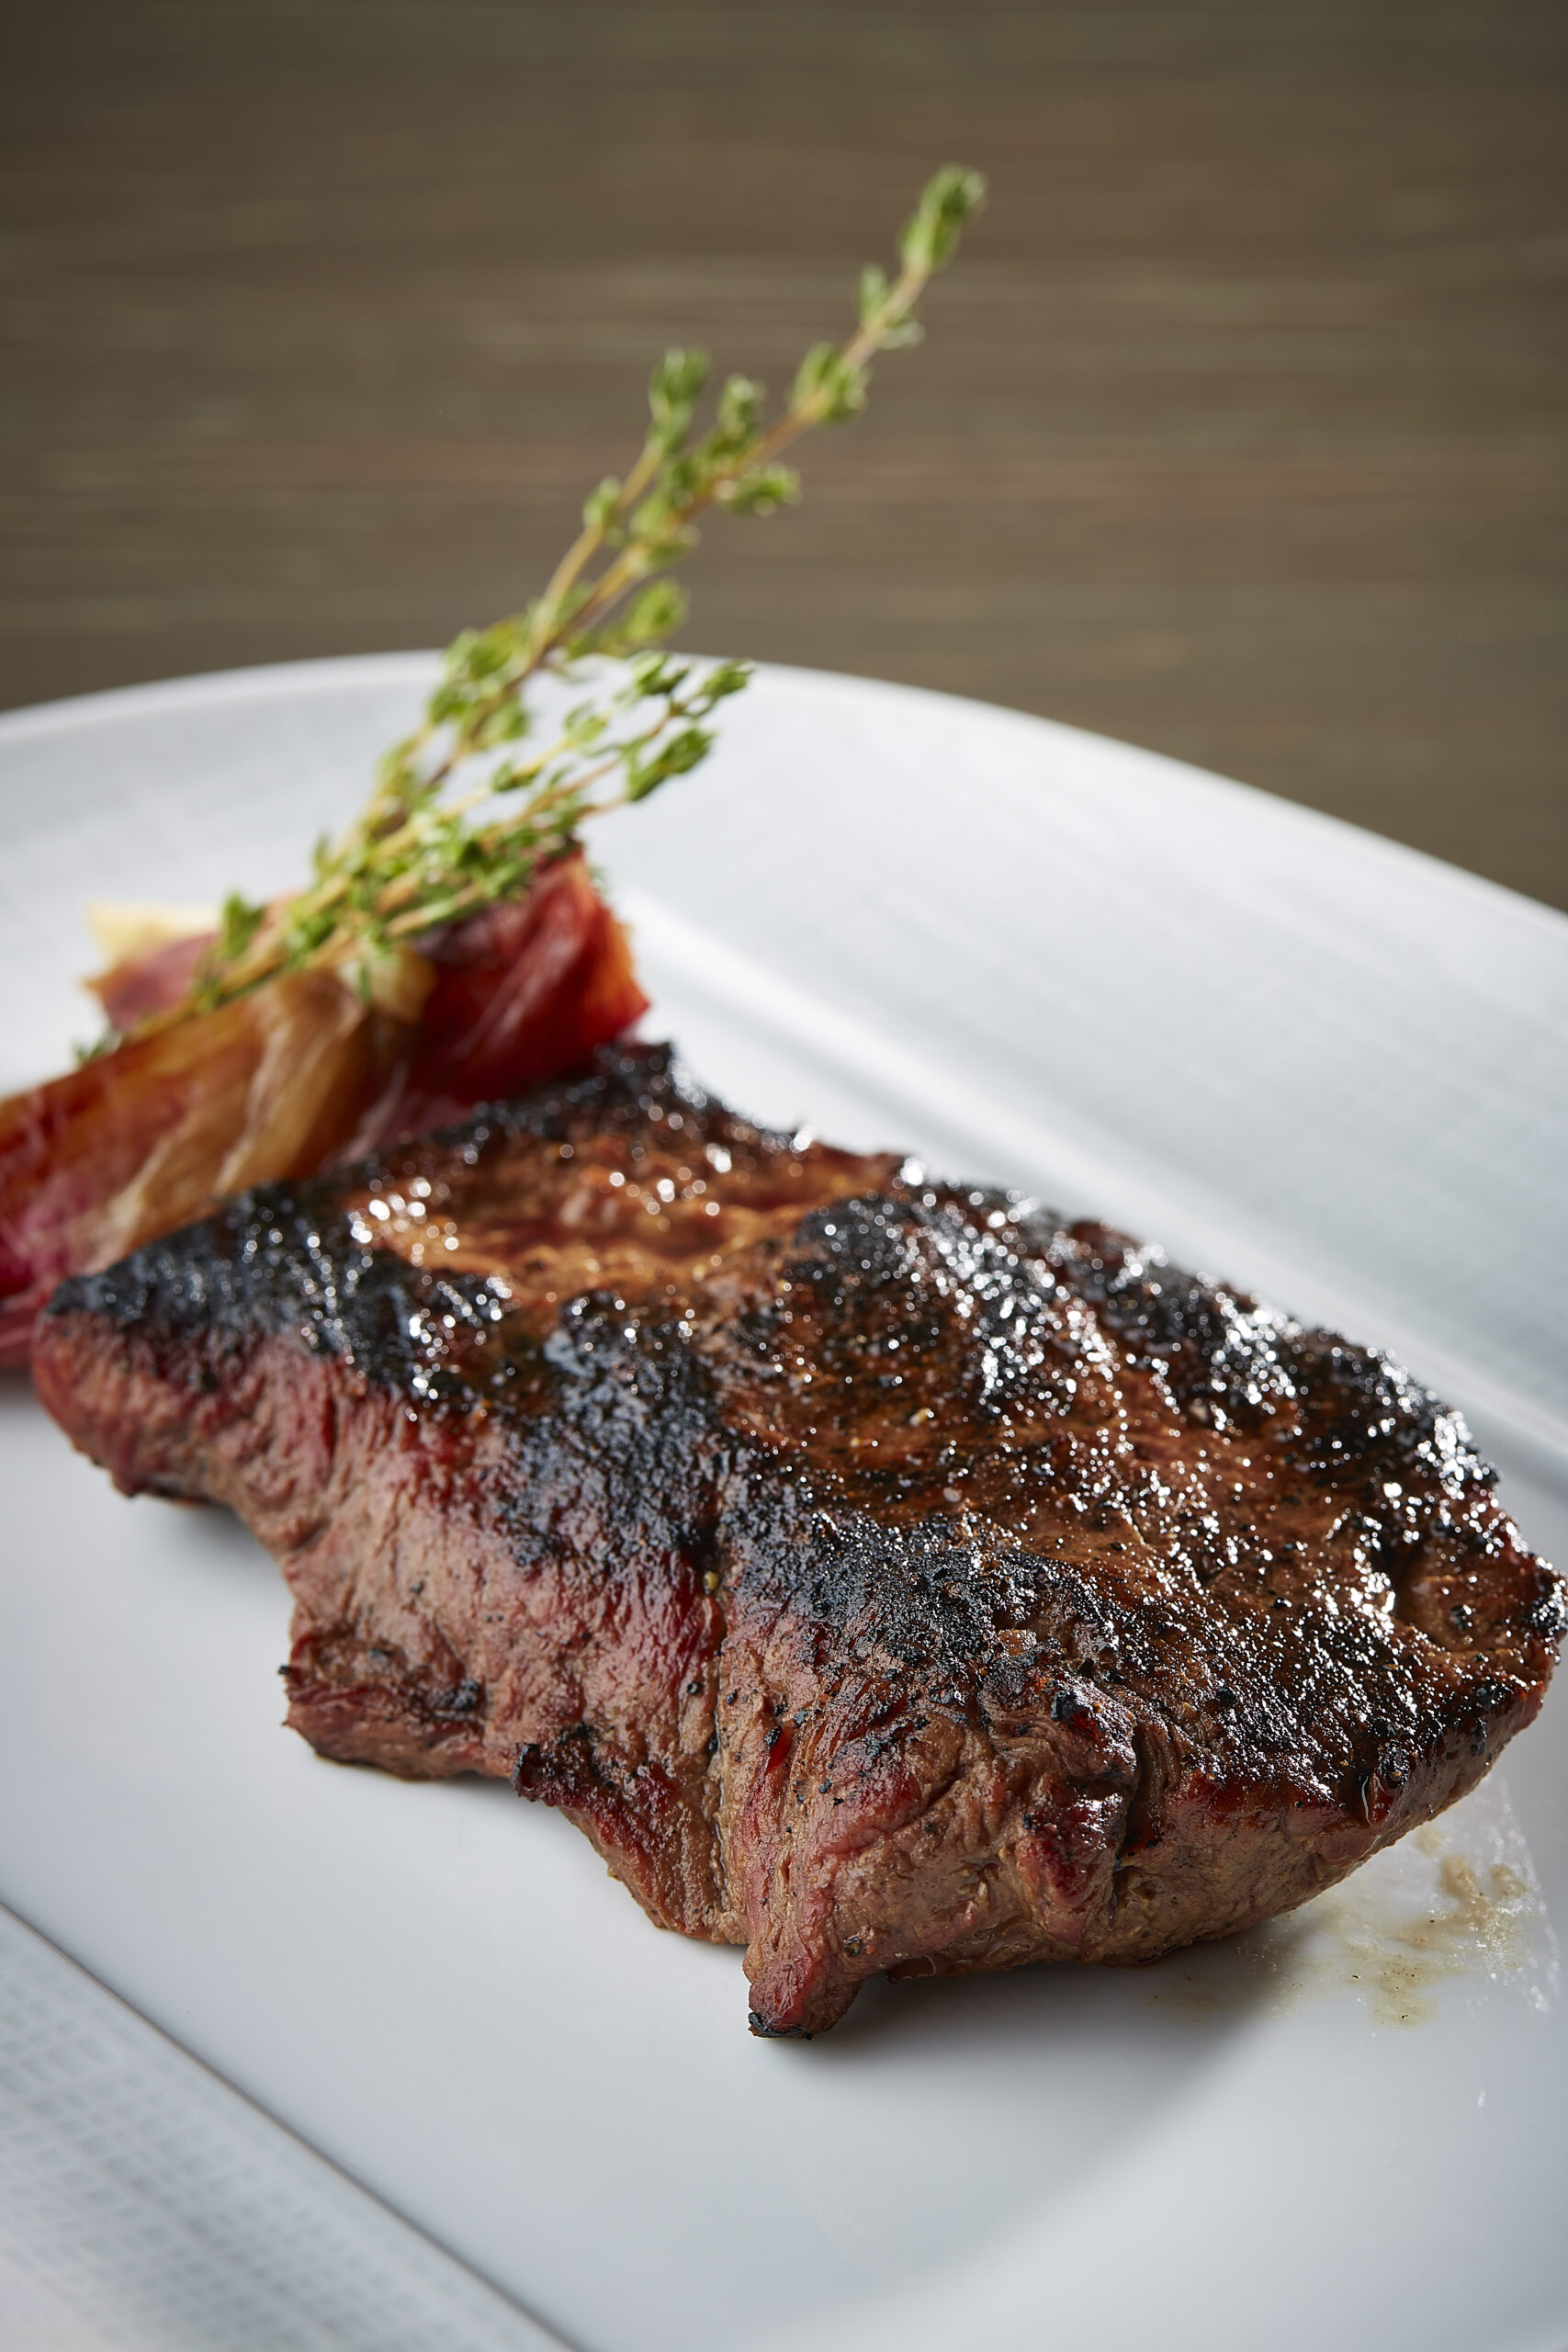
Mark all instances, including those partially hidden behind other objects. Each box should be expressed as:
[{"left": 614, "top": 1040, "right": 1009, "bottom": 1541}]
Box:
[{"left": 0, "top": 1907, "right": 568, "bottom": 2352}]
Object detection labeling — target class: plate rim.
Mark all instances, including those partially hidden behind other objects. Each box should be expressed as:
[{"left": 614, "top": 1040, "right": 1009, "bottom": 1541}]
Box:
[{"left": 3, "top": 650, "right": 1563, "bottom": 950}]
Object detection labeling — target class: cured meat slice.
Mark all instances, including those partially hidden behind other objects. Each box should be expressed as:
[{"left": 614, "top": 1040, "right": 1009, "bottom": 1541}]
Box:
[
  {"left": 35, "top": 1045, "right": 1562, "bottom": 2034},
  {"left": 0, "top": 853, "right": 645, "bottom": 1367}
]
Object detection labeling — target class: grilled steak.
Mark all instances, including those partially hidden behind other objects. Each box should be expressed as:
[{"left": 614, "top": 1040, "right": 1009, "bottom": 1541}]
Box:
[{"left": 35, "top": 1044, "right": 1562, "bottom": 2035}]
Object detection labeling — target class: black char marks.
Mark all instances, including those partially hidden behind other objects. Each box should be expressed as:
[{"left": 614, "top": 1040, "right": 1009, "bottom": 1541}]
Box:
[{"left": 34, "top": 1044, "right": 1563, "bottom": 2035}]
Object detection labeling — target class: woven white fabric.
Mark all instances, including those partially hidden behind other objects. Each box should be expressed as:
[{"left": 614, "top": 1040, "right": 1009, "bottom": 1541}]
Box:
[{"left": 0, "top": 1908, "right": 566, "bottom": 2352}]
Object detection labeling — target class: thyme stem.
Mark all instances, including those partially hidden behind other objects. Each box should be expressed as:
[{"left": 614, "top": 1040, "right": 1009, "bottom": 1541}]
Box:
[{"left": 147, "top": 164, "right": 984, "bottom": 1037}]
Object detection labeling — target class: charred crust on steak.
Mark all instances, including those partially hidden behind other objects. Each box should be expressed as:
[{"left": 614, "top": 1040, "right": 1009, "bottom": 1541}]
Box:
[
  {"left": 34, "top": 1041, "right": 1563, "bottom": 2037},
  {"left": 45, "top": 1046, "right": 733, "bottom": 1391}
]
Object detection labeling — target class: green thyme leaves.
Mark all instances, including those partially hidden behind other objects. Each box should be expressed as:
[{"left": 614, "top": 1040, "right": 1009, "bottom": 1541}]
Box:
[
  {"left": 899, "top": 164, "right": 986, "bottom": 276},
  {"left": 791, "top": 342, "right": 867, "bottom": 424},
  {"left": 215, "top": 891, "right": 265, "bottom": 966},
  {"left": 718, "top": 465, "right": 799, "bottom": 516},
  {"left": 159, "top": 164, "right": 983, "bottom": 1030}
]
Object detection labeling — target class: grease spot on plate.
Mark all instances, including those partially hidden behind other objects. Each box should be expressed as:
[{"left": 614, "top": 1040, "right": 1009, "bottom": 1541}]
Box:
[{"left": 1143, "top": 1776, "right": 1558, "bottom": 2027}]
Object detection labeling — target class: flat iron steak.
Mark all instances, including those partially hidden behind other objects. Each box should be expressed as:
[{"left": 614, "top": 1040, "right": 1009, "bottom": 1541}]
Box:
[{"left": 36, "top": 1044, "right": 1562, "bottom": 2035}]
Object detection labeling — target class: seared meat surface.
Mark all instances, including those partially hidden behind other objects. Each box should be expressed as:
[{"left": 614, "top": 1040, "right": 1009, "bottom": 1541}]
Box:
[{"left": 36, "top": 1045, "right": 1562, "bottom": 2034}]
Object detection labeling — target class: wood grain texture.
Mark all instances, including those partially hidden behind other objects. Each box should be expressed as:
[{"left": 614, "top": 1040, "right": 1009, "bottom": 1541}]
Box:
[{"left": 1, "top": 1, "right": 1564, "bottom": 906}]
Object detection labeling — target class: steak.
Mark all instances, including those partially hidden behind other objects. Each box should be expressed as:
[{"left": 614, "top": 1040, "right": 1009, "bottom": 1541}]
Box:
[{"left": 34, "top": 1043, "right": 1562, "bottom": 2035}]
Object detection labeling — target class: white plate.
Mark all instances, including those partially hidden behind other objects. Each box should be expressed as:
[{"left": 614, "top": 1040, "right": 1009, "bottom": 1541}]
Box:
[{"left": 2, "top": 657, "right": 1565, "bottom": 2352}]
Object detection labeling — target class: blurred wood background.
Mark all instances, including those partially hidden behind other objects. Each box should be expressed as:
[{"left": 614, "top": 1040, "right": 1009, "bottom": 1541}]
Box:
[{"left": 2, "top": 0, "right": 1564, "bottom": 907}]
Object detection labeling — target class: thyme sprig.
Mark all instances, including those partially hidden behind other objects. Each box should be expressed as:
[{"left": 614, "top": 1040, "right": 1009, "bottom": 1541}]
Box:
[{"left": 168, "top": 163, "right": 985, "bottom": 1028}]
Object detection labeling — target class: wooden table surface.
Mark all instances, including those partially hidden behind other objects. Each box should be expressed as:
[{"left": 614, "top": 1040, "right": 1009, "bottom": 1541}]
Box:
[{"left": 3, "top": 0, "right": 1564, "bottom": 909}]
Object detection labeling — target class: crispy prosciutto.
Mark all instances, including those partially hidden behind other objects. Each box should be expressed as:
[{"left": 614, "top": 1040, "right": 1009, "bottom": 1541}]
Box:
[{"left": 0, "top": 854, "right": 644, "bottom": 1367}]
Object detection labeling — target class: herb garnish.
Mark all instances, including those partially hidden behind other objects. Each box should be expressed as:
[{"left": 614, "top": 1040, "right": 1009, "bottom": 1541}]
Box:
[{"left": 161, "top": 164, "right": 984, "bottom": 1028}]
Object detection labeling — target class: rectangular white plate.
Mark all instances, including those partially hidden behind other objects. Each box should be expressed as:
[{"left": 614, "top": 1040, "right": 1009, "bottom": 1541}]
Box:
[{"left": 2, "top": 659, "right": 1565, "bottom": 2352}]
